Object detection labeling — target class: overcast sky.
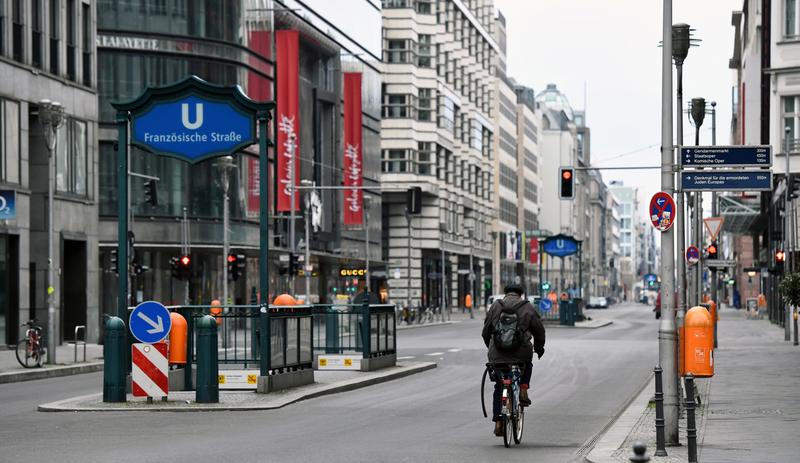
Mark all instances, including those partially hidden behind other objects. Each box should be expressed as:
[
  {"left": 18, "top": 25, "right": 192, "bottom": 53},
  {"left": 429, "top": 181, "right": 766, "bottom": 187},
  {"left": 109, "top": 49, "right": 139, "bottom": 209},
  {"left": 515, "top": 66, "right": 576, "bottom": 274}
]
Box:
[{"left": 495, "top": 0, "right": 741, "bottom": 208}]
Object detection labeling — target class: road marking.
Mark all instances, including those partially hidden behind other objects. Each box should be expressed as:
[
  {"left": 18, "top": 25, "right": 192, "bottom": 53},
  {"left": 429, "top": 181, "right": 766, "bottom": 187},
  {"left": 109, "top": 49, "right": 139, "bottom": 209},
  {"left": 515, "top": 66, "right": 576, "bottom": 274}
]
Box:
[
  {"left": 447, "top": 348, "right": 462, "bottom": 353},
  {"left": 396, "top": 356, "right": 416, "bottom": 360},
  {"left": 425, "top": 352, "right": 444, "bottom": 356}
]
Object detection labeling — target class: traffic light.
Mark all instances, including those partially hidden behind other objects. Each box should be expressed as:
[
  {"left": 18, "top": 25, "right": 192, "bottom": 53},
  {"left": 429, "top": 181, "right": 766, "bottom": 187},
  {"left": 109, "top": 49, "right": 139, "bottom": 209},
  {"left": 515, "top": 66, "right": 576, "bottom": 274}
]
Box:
[
  {"left": 171, "top": 254, "right": 191, "bottom": 280},
  {"left": 144, "top": 179, "right": 158, "bottom": 206},
  {"left": 776, "top": 250, "right": 786, "bottom": 264},
  {"left": 559, "top": 167, "right": 575, "bottom": 199},
  {"left": 791, "top": 175, "right": 800, "bottom": 199},
  {"left": 541, "top": 281, "right": 551, "bottom": 292},
  {"left": 289, "top": 254, "right": 300, "bottom": 276},
  {"left": 227, "top": 253, "right": 246, "bottom": 281},
  {"left": 170, "top": 256, "right": 182, "bottom": 279},
  {"left": 406, "top": 186, "right": 422, "bottom": 214},
  {"left": 706, "top": 241, "right": 718, "bottom": 260},
  {"left": 110, "top": 249, "right": 119, "bottom": 274}
]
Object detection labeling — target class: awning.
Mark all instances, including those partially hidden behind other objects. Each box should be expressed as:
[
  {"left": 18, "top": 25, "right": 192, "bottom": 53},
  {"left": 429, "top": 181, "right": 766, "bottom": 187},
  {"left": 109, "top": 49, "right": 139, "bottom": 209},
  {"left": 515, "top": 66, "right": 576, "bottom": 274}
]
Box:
[{"left": 719, "top": 194, "right": 762, "bottom": 234}]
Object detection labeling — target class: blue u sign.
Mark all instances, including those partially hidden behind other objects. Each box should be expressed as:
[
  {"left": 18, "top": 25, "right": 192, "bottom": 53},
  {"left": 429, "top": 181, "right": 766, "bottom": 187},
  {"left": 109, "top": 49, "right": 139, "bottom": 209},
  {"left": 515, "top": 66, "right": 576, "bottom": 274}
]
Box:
[
  {"left": 131, "top": 95, "right": 256, "bottom": 163},
  {"left": 542, "top": 235, "right": 579, "bottom": 257}
]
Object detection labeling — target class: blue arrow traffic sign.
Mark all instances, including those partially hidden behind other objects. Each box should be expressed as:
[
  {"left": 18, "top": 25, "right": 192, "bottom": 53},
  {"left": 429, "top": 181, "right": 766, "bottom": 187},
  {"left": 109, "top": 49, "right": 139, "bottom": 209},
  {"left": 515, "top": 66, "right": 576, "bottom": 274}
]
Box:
[
  {"left": 681, "top": 170, "right": 772, "bottom": 191},
  {"left": 539, "top": 298, "right": 553, "bottom": 312},
  {"left": 129, "top": 301, "right": 172, "bottom": 343},
  {"left": 681, "top": 145, "right": 772, "bottom": 168}
]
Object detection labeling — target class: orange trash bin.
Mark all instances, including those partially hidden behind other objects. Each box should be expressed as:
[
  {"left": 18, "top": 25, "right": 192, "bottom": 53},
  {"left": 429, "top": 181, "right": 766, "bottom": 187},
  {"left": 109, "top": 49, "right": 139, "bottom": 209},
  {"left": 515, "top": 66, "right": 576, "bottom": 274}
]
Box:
[
  {"left": 273, "top": 293, "right": 297, "bottom": 306},
  {"left": 168, "top": 311, "right": 188, "bottom": 365},
  {"left": 684, "top": 306, "right": 714, "bottom": 377},
  {"left": 210, "top": 298, "right": 223, "bottom": 325}
]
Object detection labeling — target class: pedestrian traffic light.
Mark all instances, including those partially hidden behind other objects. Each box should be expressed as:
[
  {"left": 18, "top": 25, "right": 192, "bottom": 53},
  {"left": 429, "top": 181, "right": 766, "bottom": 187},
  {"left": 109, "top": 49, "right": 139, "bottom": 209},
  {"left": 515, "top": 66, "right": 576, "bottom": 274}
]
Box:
[
  {"left": 227, "top": 253, "right": 246, "bottom": 281},
  {"left": 172, "top": 254, "right": 191, "bottom": 280},
  {"left": 144, "top": 179, "right": 158, "bottom": 206},
  {"left": 110, "top": 249, "right": 119, "bottom": 274},
  {"left": 559, "top": 167, "right": 575, "bottom": 199},
  {"left": 541, "top": 281, "right": 551, "bottom": 292},
  {"left": 706, "top": 241, "right": 718, "bottom": 260}
]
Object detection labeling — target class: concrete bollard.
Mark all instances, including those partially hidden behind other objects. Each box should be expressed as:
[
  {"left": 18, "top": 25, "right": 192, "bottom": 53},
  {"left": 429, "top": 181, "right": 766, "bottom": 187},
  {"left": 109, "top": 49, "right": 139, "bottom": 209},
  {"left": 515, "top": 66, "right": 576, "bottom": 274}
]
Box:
[
  {"left": 103, "top": 316, "right": 127, "bottom": 403},
  {"left": 629, "top": 441, "right": 650, "bottom": 462},
  {"left": 195, "top": 315, "right": 219, "bottom": 403}
]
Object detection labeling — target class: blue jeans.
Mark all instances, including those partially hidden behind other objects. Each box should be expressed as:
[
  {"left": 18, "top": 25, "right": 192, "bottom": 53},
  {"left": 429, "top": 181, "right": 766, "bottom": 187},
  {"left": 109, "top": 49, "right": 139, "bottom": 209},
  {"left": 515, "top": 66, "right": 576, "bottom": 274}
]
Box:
[{"left": 492, "top": 361, "right": 533, "bottom": 420}]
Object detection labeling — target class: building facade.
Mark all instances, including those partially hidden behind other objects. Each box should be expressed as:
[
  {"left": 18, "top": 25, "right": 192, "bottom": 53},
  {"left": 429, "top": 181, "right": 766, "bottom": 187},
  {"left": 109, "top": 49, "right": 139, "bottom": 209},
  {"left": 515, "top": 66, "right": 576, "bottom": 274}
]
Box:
[
  {"left": 0, "top": 0, "right": 98, "bottom": 346},
  {"left": 608, "top": 182, "right": 640, "bottom": 301},
  {"left": 381, "top": 0, "right": 496, "bottom": 310}
]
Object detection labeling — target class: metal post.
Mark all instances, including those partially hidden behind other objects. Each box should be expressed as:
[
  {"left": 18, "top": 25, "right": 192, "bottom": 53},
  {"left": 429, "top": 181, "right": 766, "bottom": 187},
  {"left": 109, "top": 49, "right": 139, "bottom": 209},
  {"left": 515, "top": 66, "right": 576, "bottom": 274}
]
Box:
[
  {"left": 469, "top": 230, "right": 474, "bottom": 319},
  {"left": 653, "top": 365, "right": 667, "bottom": 456},
  {"left": 305, "top": 190, "right": 312, "bottom": 300},
  {"left": 365, "top": 196, "right": 371, "bottom": 293},
  {"left": 685, "top": 374, "right": 698, "bottom": 463},
  {"left": 659, "top": 0, "right": 679, "bottom": 445},
  {"left": 441, "top": 247, "right": 446, "bottom": 316},
  {"left": 675, "top": 60, "right": 687, "bottom": 340},
  {"left": 786, "top": 127, "right": 792, "bottom": 341},
  {"left": 258, "top": 111, "right": 271, "bottom": 376},
  {"left": 102, "top": 317, "right": 127, "bottom": 403},
  {"left": 406, "top": 210, "right": 412, "bottom": 312},
  {"left": 289, "top": 133, "right": 297, "bottom": 297}
]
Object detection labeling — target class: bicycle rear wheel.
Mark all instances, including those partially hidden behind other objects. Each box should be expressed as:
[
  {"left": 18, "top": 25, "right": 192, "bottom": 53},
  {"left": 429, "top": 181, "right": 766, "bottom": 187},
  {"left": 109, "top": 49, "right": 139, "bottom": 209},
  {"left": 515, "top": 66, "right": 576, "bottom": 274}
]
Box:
[{"left": 15, "top": 339, "right": 39, "bottom": 368}]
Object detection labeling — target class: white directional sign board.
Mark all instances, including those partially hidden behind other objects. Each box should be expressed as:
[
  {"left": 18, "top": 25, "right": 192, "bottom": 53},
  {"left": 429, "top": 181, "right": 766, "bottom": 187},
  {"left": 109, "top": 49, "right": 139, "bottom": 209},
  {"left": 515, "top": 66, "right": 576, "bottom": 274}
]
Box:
[{"left": 705, "top": 259, "right": 736, "bottom": 268}]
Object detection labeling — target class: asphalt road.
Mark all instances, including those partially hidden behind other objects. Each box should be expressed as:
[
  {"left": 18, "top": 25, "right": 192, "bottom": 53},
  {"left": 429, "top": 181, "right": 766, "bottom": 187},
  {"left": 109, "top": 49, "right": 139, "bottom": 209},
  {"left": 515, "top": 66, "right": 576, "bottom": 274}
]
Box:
[{"left": 0, "top": 302, "right": 657, "bottom": 463}]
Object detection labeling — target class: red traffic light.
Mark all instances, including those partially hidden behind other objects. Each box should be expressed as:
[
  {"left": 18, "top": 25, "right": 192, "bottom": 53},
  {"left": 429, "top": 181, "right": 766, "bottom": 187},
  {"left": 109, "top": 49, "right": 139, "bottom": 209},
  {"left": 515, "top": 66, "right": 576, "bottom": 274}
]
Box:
[
  {"left": 227, "top": 254, "right": 237, "bottom": 263},
  {"left": 776, "top": 250, "right": 786, "bottom": 262},
  {"left": 180, "top": 255, "right": 191, "bottom": 266},
  {"left": 707, "top": 245, "right": 717, "bottom": 254},
  {"left": 562, "top": 170, "right": 572, "bottom": 180}
]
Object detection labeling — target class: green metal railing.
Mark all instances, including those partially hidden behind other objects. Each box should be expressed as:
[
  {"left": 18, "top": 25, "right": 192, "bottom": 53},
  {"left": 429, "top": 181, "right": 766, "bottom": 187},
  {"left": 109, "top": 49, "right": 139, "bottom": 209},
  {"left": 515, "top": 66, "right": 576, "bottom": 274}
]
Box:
[{"left": 311, "top": 302, "right": 396, "bottom": 358}]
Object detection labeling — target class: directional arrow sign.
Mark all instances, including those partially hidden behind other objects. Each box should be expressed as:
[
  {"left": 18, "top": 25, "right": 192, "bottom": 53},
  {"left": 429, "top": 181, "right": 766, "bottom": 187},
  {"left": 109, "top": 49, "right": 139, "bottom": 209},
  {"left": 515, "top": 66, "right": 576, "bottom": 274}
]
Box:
[
  {"left": 681, "top": 145, "right": 772, "bottom": 168},
  {"left": 681, "top": 171, "right": 772, "bottom": 192},
  {"left": 129, "top": 301, "right": 172, "bottom": 343}
]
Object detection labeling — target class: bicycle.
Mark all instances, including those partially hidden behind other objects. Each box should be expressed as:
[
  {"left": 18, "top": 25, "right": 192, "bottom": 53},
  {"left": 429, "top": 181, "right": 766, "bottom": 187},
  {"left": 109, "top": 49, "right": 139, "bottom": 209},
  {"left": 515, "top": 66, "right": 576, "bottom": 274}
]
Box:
[
  {"left": 417, "top": 306, "right": 434, "bottom": 324},
  {"left": 482, "top": 362, "right": 525, "bottom": 447},
  {"left": 16, "top": 320, "right": 45, "bottom": 368}
]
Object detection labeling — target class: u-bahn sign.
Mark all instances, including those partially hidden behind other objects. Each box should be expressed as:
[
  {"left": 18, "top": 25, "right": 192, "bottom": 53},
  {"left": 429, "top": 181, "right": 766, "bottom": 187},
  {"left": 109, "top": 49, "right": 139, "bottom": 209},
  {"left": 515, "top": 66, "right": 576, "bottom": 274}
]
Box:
[{"left": 542, "top": 234, "right": 580, "bottom": 257}]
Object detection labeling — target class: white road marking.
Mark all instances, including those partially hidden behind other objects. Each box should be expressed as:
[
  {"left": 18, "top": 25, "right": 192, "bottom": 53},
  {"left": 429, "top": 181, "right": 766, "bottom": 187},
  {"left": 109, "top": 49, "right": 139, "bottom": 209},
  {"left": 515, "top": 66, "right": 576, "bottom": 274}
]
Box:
[
  {"left": 396, "top": 356, "right": 416, "bottom": 360},
  {"left": 447, "top": 348, "right": 462, "bottom": 353},
  {"left": 425, "top": 352, "right": 445, "bottom": 356}
]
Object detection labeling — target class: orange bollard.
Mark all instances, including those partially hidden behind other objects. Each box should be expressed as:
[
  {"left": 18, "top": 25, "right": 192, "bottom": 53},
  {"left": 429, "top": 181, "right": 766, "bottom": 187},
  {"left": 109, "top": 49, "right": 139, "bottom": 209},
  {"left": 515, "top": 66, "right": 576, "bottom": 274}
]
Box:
[
  {"left": 273, "top": 293, "right": 297, "bottom": 306},
  {"left": 210, "top": 298, "right": 223, "bottom": 325},
  {"left": 684, "top": 306, "right": 714, "bottom": 377},
  {"left": 168, "top": 311, "right": 188, "bottom": 365}
]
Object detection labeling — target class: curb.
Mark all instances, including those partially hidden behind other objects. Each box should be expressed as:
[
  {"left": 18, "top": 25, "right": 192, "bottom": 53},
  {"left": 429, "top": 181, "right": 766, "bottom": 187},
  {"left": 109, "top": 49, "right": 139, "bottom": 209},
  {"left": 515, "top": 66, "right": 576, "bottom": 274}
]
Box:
[
  {"left": 583, "top": 373, "right": 655, "bottom": 463},
  {"left": 0, "top": 361, "right": 103, "bottom": 384},
  {"left": 546, "top": 320, "right": 614, "bottom": 329},
  {"left": 38, "top": 362, "right": 437, "bottom": 412}
]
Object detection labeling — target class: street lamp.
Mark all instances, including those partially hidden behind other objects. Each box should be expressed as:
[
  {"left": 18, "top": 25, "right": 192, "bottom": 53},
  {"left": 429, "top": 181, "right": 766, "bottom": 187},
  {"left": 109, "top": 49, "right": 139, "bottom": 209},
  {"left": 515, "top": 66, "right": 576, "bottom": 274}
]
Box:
[
  {"left": 38, "top": 99, "right": 65, "bottom": 364},
  {"left": 300, "top": 179, "right": 314, "bottom": 301},
  {"left": 465, "top": 226, "right": 475, "bottom": 320},
  {"left": 364, "top": 195, "right": 372, "bottom": 294},
  {"left": 217, "top": 155, "right": 236, "bottom": 308}
]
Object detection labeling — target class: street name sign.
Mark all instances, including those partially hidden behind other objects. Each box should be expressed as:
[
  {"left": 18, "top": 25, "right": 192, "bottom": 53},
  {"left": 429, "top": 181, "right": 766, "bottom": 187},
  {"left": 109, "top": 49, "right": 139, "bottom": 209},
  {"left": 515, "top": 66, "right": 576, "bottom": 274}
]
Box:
[
  {"left": 686, "top": 246, "right": 700, "bottom": 266},
  {"left": 131, "top": 342, "right": 168, "bottom": 398},
  {"left": 129, "top": 301, "right": 172, "bottom": 343},
  {"left": 705, "top": 259, "right": 736, "bottom": 268},
  {"left": 649, "top": 192, "right": 676, "bottom": 232},
  {"left": 704, "top": 217, "right": 724, "bottom": 240},
  {"left": 681, "top": 145, "right": 772, "bottom": 168},
  {"left": 681, "top": 171, "right": 772, "bottom": 192}
]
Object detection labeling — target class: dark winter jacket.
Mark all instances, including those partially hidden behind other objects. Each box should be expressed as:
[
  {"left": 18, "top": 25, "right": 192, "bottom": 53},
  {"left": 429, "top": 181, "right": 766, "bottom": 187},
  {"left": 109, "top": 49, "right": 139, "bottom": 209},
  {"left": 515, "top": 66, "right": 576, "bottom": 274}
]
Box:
[{"left": 482, "top": 293, "right": 546, "bottom": 364}]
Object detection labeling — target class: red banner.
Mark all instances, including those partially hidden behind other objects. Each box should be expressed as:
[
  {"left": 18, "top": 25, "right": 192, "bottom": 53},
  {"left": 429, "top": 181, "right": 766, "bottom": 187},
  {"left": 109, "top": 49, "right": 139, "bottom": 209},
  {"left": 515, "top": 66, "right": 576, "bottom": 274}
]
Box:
[
  {"left": 530, "top": 238, "right": 539, "bottom": 264},
  {"left": 343, "top": 72, "right": 364, "bottom": 225},
  {"left": 276, "top": 30, "right": 300, "bottom": 212}
]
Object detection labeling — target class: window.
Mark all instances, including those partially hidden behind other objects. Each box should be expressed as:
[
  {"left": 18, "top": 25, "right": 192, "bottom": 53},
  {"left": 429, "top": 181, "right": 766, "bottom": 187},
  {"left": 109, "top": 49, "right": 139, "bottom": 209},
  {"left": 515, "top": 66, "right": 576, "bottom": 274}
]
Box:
[
  {"left": 382, "top": 0, "right": 411, "bottom": 8},
  {"left": 787, "top": 0, "right": 798, "bottom": 38},
  {"left": 500, "top": 162, "right": 517, "bottom": 192},
  {"left": 500, "top": 198, "right": 518, "bottom": 226},
  {"left": 524, "top": 180, "right": 538, "bottom": 203},
  {"left": 417, "top": 34, "right": 433, "bottom": 67},
  {"left": 783, "top": 96, "right": 800, "bottom": 149},
  {"left": 437, "top": 145, "right": 451, "bottom": 182},
  {"left": 0, "top": 100, "right": 20, "bottom": 184},
  {"left": 524, "top": 119, "right": 538, "bottom": 143},
  {"left": 55, "top": 118, "right": 88, "bottom": 196},
  {"left": 50, "top": 0, "right": 59, "bottom": 74},
  {"left": 66, "top": 0, "right": 77, "bottom": 80},
  {"left": 438, "top": 95, "right": 454, "bottom": 133},
  {"left": 499, "top": 92, "right": 516, "bottom": 122},
  {"left": 32, "top": 0, "right": 43, "bottom": 68},
  {"left": 418, "top": 142, "right": 434, "bottom": 175},
  {"left": 382, "top": 149, "right": 409, "bottom": 173},
  {"left": 499, "top": 128, "right": 516, "bottom": 156},
  {"left": 524, "top": 210, "right": 538, "bottom": 232},
  {"left": 12, "top": 0, "right": 22, "bottom": 62},
  {"left": 382, "top": 93, "right": 414, "bottom": 118},
  {"left": 415, "top": 0, "right": 433, "bottom": 14},
  {"left": 523, "top": 148, "right": 538, "bottom": 173},
  {"left": 385, "top": 39, "right": 414, "bottom": 64},
  {"left": 418, "top": 88, "right": 434, "bottom": 121},
  {"left": 471, "top": 119, "right": 483, "bottom": 151},
  {"left": 82, "top": 2, "right": 91, "bottom": 86}
]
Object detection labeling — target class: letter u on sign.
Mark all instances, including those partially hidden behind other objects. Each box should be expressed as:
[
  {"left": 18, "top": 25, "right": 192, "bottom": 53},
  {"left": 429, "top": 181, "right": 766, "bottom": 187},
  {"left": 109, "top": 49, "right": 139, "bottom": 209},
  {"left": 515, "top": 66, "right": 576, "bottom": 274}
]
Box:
[{"left": 181, "top": 103, "right": 203, "bottom": 129}]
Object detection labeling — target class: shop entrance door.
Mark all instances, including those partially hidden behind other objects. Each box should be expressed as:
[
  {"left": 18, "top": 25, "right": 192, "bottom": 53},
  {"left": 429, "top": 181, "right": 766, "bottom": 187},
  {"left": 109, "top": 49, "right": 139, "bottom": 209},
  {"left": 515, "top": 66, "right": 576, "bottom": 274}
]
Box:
[
  {"left": 61, "top": 240, "right": 86, "bottom": 341},
  {"left": 0, "top": 234, "right": 20, "bottom": 345}
]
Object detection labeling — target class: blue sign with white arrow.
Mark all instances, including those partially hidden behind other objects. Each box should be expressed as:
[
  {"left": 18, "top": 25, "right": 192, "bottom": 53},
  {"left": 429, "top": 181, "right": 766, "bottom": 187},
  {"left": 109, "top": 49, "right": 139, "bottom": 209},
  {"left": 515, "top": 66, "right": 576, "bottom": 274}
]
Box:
[
  {"left": 542, "top": 234, "right": 580, "bottom": 257},
  {"left": 539, "top": 298, "right": 553, "bottom": 312},
  {"left": 681, "top": 170, "right": 772, "bottom": 191},
  {"left": 681, "top": 145, "right": 772, "bottom": 168},
  {"left": 129, "top": 301, "right": 172, "bottom": 343}
]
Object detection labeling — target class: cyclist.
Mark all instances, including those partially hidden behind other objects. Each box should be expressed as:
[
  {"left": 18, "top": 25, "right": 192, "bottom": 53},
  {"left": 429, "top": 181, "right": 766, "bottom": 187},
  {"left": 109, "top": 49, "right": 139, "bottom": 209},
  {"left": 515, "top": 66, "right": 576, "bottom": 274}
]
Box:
[{"left": 482, "top": 283, "right": 546, "bottom": 436}]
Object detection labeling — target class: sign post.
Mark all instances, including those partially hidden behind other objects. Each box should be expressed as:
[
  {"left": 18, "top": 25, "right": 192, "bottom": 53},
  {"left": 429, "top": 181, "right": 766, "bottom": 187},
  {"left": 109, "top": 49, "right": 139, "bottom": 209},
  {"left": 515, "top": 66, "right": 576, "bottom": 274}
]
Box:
[{"left": 110, "top": 76, "right": 274, "bottom": 401}]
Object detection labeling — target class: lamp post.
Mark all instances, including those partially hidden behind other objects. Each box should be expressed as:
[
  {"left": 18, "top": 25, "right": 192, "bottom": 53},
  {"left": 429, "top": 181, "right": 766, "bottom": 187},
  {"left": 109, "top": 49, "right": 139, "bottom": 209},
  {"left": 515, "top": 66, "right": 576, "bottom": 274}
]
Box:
[
  {"left": 38, "top": 100, "right": 65, "bottom": 364},
  {"left": 300, "top": 179, "right": 314, "bottom": 302},
  {"left": 690, "top": 97, "right": 706, "bottom": 307},
  {"left": 364, "top": 195, "right": 372, "bottom": 294},
  {"left": 217, "top": 156, "right": 235, "bottom": 308},
  {"left": 785, "top": 126, "right": 793, "bottom": 341}
]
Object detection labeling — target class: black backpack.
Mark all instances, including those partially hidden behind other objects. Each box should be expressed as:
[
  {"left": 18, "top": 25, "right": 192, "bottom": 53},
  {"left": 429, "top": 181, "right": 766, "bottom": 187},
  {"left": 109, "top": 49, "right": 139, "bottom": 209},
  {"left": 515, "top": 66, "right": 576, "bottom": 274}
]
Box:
[{"left": 492, "top": 299, "right": 528, "bottom": 351}]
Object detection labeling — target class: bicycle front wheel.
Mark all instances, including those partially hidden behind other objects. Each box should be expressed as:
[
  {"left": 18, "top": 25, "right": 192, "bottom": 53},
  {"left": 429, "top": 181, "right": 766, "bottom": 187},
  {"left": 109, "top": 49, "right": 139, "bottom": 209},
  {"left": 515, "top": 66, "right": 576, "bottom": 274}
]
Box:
[
  {"left": 15, "top": 339, "right": 39, "bottom": 368},
  {"left": 513, "top": 407, "right": 524, "bottom": 444},
  {"left": 502, "top": 415, "right": 512, "bottom": 448}
]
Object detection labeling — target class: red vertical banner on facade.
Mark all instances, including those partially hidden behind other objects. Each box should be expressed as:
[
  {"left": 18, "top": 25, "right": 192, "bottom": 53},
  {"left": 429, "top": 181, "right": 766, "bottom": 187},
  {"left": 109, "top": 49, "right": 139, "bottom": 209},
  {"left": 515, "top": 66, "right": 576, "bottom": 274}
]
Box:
[
  {"left": 530, "top": 238, "right": 539, "bottom": 264},
  {"left": 276, "top": 30, "right": 300, "bottom": 212},
  {"left": 343, "top": 72, "right": 364, "bottom": 225}
]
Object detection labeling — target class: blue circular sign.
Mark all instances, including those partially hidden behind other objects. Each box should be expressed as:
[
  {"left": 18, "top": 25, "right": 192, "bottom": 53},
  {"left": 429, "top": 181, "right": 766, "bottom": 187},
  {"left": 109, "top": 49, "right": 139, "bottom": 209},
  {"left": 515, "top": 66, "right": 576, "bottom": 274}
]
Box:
[
  {"left": 539, "top": 298, "right": 553, "bottom": 312},
  {"left": 686, "top": 245, "right": 700, "bottom": 265},
  {"left": 129, "top": 301, "right": 172, "bottom": 343}
]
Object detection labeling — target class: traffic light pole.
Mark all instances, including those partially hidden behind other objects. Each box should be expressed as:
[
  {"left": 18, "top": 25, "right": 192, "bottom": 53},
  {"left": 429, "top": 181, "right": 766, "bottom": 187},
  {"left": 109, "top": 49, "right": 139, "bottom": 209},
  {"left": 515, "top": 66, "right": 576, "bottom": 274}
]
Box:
[{"left": 786, "top": 127, "right": 792, "bottom": 342}]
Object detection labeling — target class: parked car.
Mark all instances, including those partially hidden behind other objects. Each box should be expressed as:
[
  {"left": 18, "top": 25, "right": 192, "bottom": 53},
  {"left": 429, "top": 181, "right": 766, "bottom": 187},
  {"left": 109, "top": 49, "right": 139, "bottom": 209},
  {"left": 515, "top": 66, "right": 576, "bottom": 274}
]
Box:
[{"left": 587, "top": 296, "right": 609, "bottom": 309}]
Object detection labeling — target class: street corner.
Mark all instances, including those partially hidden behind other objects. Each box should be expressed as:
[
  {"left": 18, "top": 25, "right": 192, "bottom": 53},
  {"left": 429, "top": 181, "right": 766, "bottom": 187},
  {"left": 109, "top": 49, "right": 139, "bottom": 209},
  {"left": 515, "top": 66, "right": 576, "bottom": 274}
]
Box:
[{"left": 37, "top": 361, "right": 437, "bottom": 413}]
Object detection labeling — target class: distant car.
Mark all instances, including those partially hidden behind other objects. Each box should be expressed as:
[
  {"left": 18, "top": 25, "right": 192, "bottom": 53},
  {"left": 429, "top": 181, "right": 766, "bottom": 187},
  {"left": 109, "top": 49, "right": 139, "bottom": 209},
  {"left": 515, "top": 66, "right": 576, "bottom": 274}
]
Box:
[
  {"left": 587, "top": 296, "right": 609, "bottom": 309},
  {"left": 487, "top": 294, "right": 506, "bottom": 306}
]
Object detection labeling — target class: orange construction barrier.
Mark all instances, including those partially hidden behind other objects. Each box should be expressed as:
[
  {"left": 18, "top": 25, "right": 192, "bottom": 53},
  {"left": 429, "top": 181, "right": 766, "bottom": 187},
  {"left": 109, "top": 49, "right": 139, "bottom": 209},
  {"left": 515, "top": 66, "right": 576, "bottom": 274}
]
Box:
[
  {"left": 210, "top": 298, "right": 223, "bottom": 325},
  {"left": 684, "top": 306, "right": 714, "bottom": 377},
  {"left": 168, "top": 311, "right": 188, "bottom": 365},
  {"left": 273, "top": 293, "right": 297, "bottom": 306}
]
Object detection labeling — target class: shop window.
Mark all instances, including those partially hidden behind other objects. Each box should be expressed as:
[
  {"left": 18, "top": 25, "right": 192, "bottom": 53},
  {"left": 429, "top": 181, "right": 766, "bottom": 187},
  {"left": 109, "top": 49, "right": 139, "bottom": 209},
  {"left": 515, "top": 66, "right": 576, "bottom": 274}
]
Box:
[
  {"left": 0, "top": 100, "right": 20, "bottom": 184},
  {"left": 55, "top": 118, "right": 88, "bottom": 196}
]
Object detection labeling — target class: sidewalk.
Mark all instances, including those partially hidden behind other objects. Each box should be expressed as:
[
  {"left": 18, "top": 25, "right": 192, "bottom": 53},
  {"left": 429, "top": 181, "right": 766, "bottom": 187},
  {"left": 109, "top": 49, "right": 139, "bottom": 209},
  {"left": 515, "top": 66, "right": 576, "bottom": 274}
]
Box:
[
  {"left": 587, "top": 307, "right": 800, "bottom": 462},
  {"left": 0, "top": 342, "right": 104, "bottom": 384}
]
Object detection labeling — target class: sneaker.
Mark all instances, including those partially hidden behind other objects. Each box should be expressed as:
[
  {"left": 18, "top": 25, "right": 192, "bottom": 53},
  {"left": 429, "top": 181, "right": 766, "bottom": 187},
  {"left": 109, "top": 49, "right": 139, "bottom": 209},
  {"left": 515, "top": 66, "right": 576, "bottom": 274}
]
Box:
[
  {"left": 494, "top": 420, "right": 503, "bottom": 436},
  {"left": 520, "top": 388, "right": 531, "bottom": 407}
]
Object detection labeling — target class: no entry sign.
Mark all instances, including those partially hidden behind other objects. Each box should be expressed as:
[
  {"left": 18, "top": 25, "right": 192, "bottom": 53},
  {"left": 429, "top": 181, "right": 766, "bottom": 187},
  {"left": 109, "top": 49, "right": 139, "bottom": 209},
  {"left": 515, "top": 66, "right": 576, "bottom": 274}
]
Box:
[{"left": 649, "top": 192, "right": 676, "bottom": 232}]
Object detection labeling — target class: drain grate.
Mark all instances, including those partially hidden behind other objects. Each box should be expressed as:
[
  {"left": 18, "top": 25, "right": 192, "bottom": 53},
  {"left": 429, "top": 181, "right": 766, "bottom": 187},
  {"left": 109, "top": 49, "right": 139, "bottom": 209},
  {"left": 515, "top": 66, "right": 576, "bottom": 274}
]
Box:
[{"left": 710, "top": 408, "right": 782, "bottom": 416}]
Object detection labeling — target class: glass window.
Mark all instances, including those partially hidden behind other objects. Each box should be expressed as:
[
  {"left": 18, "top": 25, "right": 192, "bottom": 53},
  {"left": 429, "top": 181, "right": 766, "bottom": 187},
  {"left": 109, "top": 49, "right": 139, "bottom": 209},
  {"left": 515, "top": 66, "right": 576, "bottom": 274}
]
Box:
[
  {"left": 55, "top": 118, "right": 88, "bottom": 196},
  {"left": 382, "top": 93, "right": 413, "bottom": 118},
  {"left": 385, "top": 39, "right": 414, "bottom": 64},
  {"left": 382, "top": 149, "right": 408, "bottom": 173},
  {"left": 67, "top": 0, "right": 77, "bottom": 80},
  {"left": 82, "top": 2, "right": 91, "bottom": 86},
  {"left": 418, "top": 34, "right": 433, "bottom": 67},
  {"left": 1, "top": 101, "right": 20, "bottom": 184},
  {"left": 783, "top": 96, "right": 799, "bottom": 150},
  {"left": 32, "top": 0, "right": 44, "bottom": 68},
  {"left": 418, "top": 88, "right": 434, "bottom": 121},
  {"left": 12, "top": 0, "right": 23, "bottom": 62},
  {"left": 415, "top": 0, "right": 433, "bottom": 14},
  {"left": 418, "top": 142, "right": 434, "bottom": 175},
  {"left": 788, "top": 0, "right": 797, "bottom": 38}
]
